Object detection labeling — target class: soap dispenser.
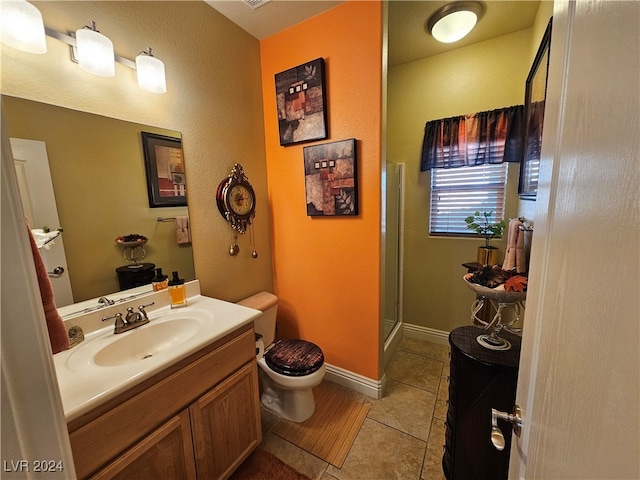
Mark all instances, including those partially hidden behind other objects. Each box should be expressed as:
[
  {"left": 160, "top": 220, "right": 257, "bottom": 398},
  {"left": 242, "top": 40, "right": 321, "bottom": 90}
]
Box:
[
  {"left": 168, "top": 271, "right": 187, "bottom": 308},
  {"left": 152, "top": 268, "right": 169, "bottom": 291}
]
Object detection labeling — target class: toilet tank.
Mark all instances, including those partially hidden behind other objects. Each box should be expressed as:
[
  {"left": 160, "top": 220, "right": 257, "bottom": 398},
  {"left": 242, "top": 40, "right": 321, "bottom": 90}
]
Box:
[{"left": 237, "top": 291, "right": 277, "bottom": 346}]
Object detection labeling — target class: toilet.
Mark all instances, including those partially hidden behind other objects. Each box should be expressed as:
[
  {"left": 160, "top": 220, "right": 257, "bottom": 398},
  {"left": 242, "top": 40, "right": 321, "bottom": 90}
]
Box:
[{"left": 238, "top": 292, "right": 325, "bottom": 423}]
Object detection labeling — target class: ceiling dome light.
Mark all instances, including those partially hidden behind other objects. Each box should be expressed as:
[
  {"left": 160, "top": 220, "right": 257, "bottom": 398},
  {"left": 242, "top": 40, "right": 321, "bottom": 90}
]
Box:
[
  {"left": 426, "top": 1, "right": 485, "bottom": 44},
  {"left": 0, "top": 0, "right": 47, "bottom": 54},
  {"left": 75, "top": 21, "right": 114, "bottom": 77},
  {"left": 135, "top": 47, "right": 166, "bottom": 94}
]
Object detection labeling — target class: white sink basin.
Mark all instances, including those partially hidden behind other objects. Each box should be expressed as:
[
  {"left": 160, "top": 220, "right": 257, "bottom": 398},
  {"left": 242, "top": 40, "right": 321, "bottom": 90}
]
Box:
[
  {"left": 93, "top": 317, "right": 202, "bottom": 367},
  {"left": 65, "top": 307, "right": 214, "bottom": 372}
]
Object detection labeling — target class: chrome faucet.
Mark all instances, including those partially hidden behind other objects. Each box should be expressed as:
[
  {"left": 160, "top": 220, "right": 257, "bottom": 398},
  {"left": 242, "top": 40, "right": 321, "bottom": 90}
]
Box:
[
  {"left": 125, "top": 306, "right": 142, "bottom": 324},
  {"left": 98, "top": 296, "right": 115, "bottom": 306},
  {"left": 102, "top": 302, "right": 155, "bottom": 334}
]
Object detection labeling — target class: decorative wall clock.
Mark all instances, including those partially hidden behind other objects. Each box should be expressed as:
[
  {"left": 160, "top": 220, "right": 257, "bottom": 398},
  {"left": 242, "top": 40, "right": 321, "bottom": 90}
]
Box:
[{"left": 216, "top": 164, "right": 258, "bottom": 257}]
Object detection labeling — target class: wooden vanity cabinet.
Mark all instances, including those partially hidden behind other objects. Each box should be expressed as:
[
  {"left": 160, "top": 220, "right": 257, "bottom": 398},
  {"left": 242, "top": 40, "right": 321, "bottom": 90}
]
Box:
[
  {"left": 68, "top": 324, "right": 261, "bottom": 480},
  {"left": 190, "top": 363, "right": 260, "bottom": 479},
  {"left": 90, "top": 411, "right": 196, "bottom": 480}
]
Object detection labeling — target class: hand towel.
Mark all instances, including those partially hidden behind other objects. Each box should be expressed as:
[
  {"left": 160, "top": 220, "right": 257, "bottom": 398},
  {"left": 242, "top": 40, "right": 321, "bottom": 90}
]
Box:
[
  {"left": 502, "top": 218, "right": 523, "bottom": 272},
  {"left": 176, "top": 216, "right": 191, "bottom": 245},
  {"left": 27, "top": 223, "right": 69, "bottom": 354},
  {"left": 515, "top": 224, "right": 527, "bottom": 274}
]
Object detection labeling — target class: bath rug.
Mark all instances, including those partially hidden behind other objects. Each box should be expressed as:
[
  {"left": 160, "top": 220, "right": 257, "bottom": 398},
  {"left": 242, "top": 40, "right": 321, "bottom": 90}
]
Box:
[
  {"left": 230, "top": 447, "right": 311, "bottom": 480},
  {"left": 271, "top": 383, "right": 370, "bottom": 468}
]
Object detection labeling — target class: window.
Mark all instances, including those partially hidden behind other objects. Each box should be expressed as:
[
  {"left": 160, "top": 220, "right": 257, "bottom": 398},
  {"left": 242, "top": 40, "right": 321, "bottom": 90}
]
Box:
[{"left": 429, "top": 163, "right": 508, "bottom": 235}]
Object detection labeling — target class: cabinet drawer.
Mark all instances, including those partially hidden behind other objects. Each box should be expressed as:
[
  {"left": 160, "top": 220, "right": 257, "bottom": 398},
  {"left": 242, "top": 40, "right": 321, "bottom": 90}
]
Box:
[{"left": 70, "top": 327, "right": 255, "bottom": 479}]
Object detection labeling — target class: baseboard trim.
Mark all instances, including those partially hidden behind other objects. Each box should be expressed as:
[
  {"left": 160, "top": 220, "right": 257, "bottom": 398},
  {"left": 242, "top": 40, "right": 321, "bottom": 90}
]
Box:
[
  {"left": 324, "top": 363, "right": 386, "bottom": 399},
  {"left": 403, "top": 323, "right": 450, "bottom": 346},
  {"left": 324, "top": 324, "right": 449, "bottom": 399}
]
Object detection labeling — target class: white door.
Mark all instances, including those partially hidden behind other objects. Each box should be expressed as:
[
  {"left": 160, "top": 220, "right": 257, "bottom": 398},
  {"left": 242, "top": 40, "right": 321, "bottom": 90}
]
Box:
[
  {"left": 11, "top": 138, "right": 74, "bottom": 307},
  {"left": 509, "top": 1, "right": 639, "bottom": 478}
]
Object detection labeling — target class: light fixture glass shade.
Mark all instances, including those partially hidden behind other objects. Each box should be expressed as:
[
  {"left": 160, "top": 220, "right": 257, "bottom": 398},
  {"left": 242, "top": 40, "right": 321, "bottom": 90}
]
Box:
[
  {"left": 426, "top": 1, "right": 485, "bottom": 44},
  {"left": 75, "top": 26, "right": 114, "bottom": 77},
  {"left": 431, "top": 10, "right": 478, "bottom": 43},
  {"left": 0, "top": 0, "right": 47, "bottom": 54},
  {"left": 135, "top": 50, "right": 166, "bottom": 94}
]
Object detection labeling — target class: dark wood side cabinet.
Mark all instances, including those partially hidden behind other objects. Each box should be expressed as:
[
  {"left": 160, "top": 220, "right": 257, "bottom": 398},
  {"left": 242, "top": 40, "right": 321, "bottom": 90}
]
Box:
[
  {"left": 443, "top": 326, "right": 521, "bottom": 480},
  {"left": 116, "top": 263, "right": 155, "bottom": 291}
]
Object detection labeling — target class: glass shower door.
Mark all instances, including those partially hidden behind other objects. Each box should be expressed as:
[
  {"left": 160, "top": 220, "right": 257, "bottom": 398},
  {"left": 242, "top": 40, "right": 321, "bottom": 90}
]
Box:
[{"left": 384, "top": 163, "right": 403, "bottom": 341}]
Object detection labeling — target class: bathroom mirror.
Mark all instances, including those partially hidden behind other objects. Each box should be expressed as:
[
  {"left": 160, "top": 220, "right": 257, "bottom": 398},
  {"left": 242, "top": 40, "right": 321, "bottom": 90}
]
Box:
[
  {"left": 519, "top": 17, "right": 552, "bottom": 199},
  {"left": 3, "top": 95, "right": 195, "bottom": 314}
]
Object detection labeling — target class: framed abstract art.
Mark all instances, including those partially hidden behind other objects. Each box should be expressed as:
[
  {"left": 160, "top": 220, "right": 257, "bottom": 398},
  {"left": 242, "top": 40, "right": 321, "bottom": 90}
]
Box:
[
  {"left": 275, "top": 58, "right": 328, "bottom": 146},
  {"left": 303, "top": 139, "right": 358, "bottom": 217}
]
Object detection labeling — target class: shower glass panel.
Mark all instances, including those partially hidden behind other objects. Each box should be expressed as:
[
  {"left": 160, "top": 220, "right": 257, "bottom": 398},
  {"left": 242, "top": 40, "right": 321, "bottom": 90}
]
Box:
[{"left": 384, "top": 163, "right": 403, "bottom": 341}]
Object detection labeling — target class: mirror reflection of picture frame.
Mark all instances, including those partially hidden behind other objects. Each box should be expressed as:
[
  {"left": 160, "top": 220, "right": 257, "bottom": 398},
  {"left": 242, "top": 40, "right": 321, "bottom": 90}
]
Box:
[
  {"left": 519, "top": 18, "right": 552, "bottom": 199},
  {"left": 141, "top": 132, "right": 187, "bottom": 207}
]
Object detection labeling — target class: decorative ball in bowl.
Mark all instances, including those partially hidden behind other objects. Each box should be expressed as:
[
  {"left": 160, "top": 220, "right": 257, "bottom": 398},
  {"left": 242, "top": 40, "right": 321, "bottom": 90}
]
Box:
[{"left": 115, "top": 234, "right": 148, "bottom": 248}]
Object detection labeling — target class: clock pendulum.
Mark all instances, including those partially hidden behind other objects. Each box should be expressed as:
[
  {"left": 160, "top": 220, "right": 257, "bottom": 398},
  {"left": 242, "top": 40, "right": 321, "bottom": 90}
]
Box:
[
  {"left": 249, "top": 222, "right": 258, "bottom": 259},
  {"left": 216, "top": 163, "right": 257, "bottom": 258}
]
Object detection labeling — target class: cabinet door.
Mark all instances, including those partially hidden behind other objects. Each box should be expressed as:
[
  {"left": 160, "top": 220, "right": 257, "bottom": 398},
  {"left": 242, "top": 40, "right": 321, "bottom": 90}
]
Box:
[
  {"left": 190, "top": 362, "right": 261, "bottom": 480},
  {"left": 90, "top": 411, "right": 196, "bottom": 480}
]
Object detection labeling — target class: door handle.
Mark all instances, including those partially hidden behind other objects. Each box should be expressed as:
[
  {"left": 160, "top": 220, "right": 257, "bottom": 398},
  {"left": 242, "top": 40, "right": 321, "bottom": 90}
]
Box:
[
  {"left": 491, "top": 405, "right": 523, "bottom": 451},
  {"left": 47, "top": 266, "right": 65, "bottom": 278}
]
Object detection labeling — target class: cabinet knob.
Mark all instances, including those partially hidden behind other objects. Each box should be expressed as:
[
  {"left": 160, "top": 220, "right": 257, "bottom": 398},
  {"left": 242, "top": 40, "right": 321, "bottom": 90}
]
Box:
[{"left": 490, "top": 405, "right": 523, "bottom": 451}]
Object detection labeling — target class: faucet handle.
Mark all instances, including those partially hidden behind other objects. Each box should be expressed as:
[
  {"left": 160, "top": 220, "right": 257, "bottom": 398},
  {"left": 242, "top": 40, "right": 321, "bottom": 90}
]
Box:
[
  {"left": 102, "top": 313, "right": 125, "bottom": 331},
  {"left": 138, "top": 302, "right": 155, "bottom": 321}
]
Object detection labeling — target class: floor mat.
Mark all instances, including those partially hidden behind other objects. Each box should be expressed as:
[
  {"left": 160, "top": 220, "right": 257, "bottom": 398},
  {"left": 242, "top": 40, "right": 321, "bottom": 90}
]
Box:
[
  {"left": 230, "top": 447, "right": 311, "bottom": 480},
  {"left": 271, "top": 384, "right": 369, "bottom": 468}
]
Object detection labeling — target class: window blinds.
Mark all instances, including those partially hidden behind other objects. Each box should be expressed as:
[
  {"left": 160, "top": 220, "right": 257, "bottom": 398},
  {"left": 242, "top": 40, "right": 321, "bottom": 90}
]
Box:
[{"left": 429, "top": 163, "right": 508, "bottom": 235}]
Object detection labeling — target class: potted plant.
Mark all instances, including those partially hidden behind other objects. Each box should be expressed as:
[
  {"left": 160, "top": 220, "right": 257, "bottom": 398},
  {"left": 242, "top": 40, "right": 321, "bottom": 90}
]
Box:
[{"left": 464, "top": 211, "right": 506, "bottom": 265}]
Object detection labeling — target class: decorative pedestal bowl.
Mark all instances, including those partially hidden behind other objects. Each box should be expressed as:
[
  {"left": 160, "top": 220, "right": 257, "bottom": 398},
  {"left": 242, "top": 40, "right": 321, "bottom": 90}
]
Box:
[
  {"left": 116, "top": 237, "right": 148, "bottom": 265},
  {"left": 463, "top": 275, "right": 526, "bottom": 351}
]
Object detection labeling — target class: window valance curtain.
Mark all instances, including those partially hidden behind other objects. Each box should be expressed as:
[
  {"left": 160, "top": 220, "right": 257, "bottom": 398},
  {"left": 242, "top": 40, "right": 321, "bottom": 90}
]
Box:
[{"left": 420, "top": 105, "right": 524, "bottom": 171}]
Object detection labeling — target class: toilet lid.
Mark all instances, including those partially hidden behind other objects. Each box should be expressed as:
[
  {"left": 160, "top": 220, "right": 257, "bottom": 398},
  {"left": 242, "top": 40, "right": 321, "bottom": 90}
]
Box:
[{"left": 265, "top": 339, "right": 324, "bottom": 377}]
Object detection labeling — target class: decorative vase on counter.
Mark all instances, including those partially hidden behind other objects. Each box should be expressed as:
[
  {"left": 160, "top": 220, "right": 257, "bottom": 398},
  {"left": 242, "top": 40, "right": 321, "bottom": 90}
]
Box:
[{"left": 477, "top": 246, "right": 500, "bottom": 266}]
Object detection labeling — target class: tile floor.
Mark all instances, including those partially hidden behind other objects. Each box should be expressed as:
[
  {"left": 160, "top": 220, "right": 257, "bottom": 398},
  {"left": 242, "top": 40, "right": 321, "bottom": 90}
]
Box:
[{"left": 258, "top": 336, "right": 451, "bottom": 480}]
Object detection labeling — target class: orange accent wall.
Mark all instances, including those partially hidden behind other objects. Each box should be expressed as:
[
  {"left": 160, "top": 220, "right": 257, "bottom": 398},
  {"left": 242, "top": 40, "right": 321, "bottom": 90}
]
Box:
[{"left": 260, "top": 1, "right": 383, "bottom": 380}]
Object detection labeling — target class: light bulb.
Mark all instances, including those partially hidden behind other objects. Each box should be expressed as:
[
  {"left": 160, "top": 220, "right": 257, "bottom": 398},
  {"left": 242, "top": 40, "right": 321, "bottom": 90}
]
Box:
[
  {"left": 0, "top": 0, "right": 47, "bottom": 54},
  {"left": 75, "top": 23, "right": 114, "bottom": 77},
  {"left": 135, "top": 48, "right": 166, "bottom": 94}
]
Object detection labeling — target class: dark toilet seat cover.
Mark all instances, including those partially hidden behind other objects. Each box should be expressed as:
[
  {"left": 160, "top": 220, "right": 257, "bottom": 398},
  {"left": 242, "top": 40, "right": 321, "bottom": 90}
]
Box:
[{"left": 265, "top": 339, "right": 324, "bottom": 377}]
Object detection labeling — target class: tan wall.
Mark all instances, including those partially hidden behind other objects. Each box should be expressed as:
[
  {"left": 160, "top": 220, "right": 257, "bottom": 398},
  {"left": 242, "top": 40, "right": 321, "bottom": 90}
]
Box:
[
  {"left": 1, "top": 1, "right": 273, "bottom": 302},
  {"left": 387, "top": 29, "right": 532, "bottom": 332}
]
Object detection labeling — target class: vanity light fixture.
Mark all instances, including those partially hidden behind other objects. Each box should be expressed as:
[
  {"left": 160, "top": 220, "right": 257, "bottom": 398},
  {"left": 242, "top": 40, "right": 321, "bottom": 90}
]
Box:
[
  {"left": 75, "top": 21, "right": 115, "bottom": 77},
  {"left": 1, "top": 1, "right": 167, "bottom": 93},
  {"left": 135, "top": 47, "right": 167, "bottom": 94},
  {"left": 426, "top": 1, "right": 485, "bottom": 44},
  {"left": 0, "top": 0, "right": 47, "bottom": 54}
]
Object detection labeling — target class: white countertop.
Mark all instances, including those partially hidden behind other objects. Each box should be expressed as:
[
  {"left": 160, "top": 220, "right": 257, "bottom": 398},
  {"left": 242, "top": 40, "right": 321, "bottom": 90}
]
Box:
[{"left": 54, "top": 287, "right": 261, "bottom": 422}]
